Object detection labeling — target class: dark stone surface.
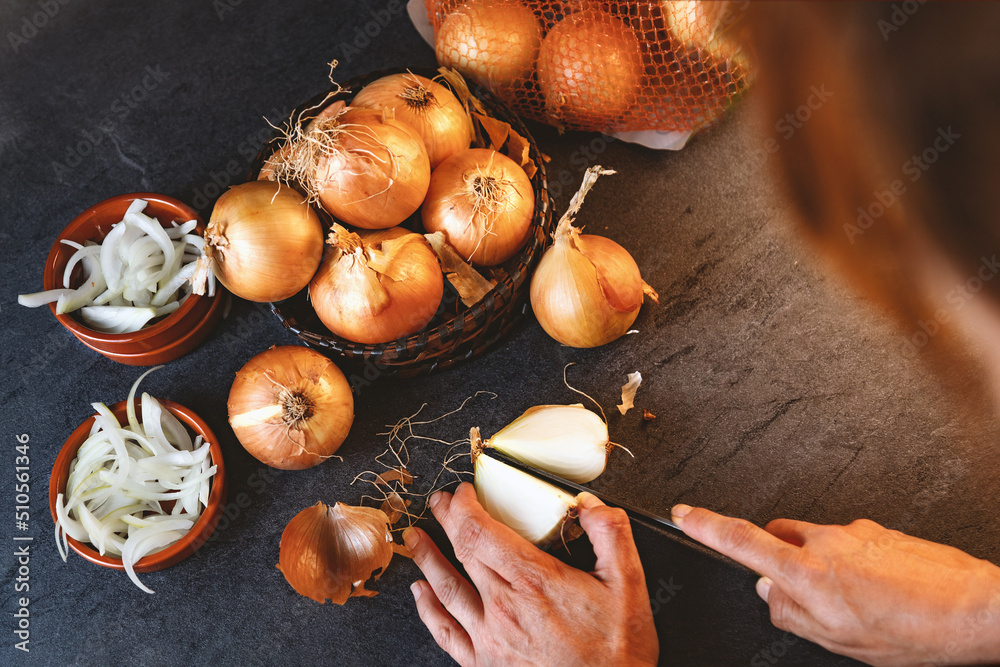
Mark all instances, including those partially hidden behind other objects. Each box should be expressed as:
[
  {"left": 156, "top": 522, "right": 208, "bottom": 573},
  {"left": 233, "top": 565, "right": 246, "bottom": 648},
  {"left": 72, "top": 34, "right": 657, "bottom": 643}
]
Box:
[{"left": 2, "top": 1, "right": 997, "bottom": 666}]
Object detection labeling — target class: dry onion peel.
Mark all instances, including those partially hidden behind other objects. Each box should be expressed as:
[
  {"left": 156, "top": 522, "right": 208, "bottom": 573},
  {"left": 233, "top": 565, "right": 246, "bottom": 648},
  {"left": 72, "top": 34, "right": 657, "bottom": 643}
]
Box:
[
  {"left": 530, "top": 166, "right": 659, "bottom": 348},
  {"left": 309, "top": 225, "right": 444, "bottom": 344},
  {"left": 475, "top": 404, "right": 611, "bottom": 484},
  {"left": 228, "top": 346, "right": 354, "bottom": 470},
  {"left": 53, "top": 367, "right": 217, "bottom": 593},
  {"left": 277, "top": 501, "right": 402, "bottom": 604},
  {"left": 617, "top": 372, "right": 643, "bottom": 416},
  {"left": 425, "top": 231, "right": 495, "bottom": 307},
  {"left": 19, "top": 199, "right": 213, "bottom": 332},
  {"left": 472, "top": 445, "right": 583, "bottom": 548}
]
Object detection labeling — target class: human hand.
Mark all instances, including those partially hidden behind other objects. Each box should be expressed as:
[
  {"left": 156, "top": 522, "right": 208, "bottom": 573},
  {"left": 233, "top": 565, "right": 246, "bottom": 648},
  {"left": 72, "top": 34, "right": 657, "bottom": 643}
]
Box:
[
  {"left": 405, "top": 483, "right": 659, "bottom": 667},
  {"left": 671, "top": 504, "right": 1000, "bottom": 667}
]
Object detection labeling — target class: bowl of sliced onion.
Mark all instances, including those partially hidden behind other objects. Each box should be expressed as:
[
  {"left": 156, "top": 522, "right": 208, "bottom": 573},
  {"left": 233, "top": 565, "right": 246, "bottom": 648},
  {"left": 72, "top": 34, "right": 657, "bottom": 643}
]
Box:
[
  {"left": 30, "top": 192, "right": 224, "bottom": 365},
  {"left": 48, "top": 379, "right": 227, "bottom": 593}
]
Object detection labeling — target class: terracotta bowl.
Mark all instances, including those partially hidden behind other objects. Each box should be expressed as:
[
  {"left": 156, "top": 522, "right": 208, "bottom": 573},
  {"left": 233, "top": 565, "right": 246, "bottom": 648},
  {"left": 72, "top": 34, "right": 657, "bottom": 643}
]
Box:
[
  {"left": 42, "top": 192, "right": 224, "bottom": 366},
  {"left": 48, "top": 399, "right": 228, "bottom": 573}
]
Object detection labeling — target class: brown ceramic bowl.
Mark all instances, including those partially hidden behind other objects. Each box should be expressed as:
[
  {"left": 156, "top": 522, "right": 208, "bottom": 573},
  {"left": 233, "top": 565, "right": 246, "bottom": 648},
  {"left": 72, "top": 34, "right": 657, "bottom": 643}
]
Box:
[
  {"left": 48, "top": 399, "right": 227, "bottom": 573},
  {"left": 42, "top": 192, "right": 224, "bottom": 366}
]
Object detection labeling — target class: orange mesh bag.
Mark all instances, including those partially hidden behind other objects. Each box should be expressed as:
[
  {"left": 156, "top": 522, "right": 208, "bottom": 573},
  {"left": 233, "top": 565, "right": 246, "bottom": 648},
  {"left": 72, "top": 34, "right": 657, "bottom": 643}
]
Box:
[{"left": 425, "top": 0, "right": 751, "bottom": 135}]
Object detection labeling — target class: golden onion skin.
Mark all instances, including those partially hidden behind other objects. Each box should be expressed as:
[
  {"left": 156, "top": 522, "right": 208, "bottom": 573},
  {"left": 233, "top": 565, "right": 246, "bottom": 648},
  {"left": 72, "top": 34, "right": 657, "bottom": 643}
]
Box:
[
  {"left": 422, "top": 148, "right": 534, "bottom": 267},
  {"left": 228, "top": 346, "right": 354, "bottom": 470},
  {"left": 312, "top": 108, "right": 431, "bottom": 229},
  {"left": 435, "top": 0, "right": 541, "bottom": 94},
  {"left": 537, "top": 10, "right": 643, "bottom": 128},
  {"left": 206, "top": 181, "right": 323, "bottom": 302},
  {"left": 351, "top": 73, "right": 473, "bottom": 168}
]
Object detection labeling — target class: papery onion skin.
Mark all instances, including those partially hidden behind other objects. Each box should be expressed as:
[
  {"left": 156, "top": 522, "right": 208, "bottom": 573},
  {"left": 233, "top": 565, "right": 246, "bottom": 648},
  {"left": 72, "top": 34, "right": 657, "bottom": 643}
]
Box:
[
  {"left": 422, "top": 148, "right": 534, "bottom": 266},
  {"left": 530, "top": 231, "right": 646, "bottom": 348},
  {"left": 228, "top": 346, "right": 354, "bottom": 470},
  {"left": 435, "top": 0, "right": 541, "bottom": 94},
  {"left": 312, "top": 108, "right": 430, "bottom": 229},
  {"left": 537, "top": 10, "right": 643, "bottom": 128},
  {"left": 351, "top": 73, "right": 473, "bottom": 169},
  {"left": 309, "top": 225, "right": 444, "bottom": 344},
  {"left": 206, "top": 182, "right": 323, "bottom": 302},
  {"left": 277, "top": 502, "right": 394, "bottom": 604}
]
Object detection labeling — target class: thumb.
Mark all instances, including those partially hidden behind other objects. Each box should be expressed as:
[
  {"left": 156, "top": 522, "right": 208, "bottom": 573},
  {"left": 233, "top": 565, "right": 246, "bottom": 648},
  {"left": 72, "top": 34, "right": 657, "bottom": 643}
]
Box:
[{"left": 577, "top": 492, "right": 644, "bottom": 585}]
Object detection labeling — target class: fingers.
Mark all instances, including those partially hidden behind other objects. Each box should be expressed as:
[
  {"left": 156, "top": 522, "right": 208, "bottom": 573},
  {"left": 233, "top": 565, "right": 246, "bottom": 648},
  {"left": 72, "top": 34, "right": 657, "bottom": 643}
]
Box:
[
  {"left": 577, "top": 492, "right": 645, "bottom": 586},
  {"left": 671, "top": 504, "right": 801, "bottom": 580},
  {"left": 756, "top": 576, "right": 819, "bottom": 643},
  {"left": 404, "top": 526, "right": 484, "bottom": 630},
  {"left": 411, "top": 580, "right": 476, "bottom": 667},
  {"left": 430, "top": 483, "right": 549, "bottom": 584},
  {"left": 765, "top": 518, "right": 823, "bottom": 547}
]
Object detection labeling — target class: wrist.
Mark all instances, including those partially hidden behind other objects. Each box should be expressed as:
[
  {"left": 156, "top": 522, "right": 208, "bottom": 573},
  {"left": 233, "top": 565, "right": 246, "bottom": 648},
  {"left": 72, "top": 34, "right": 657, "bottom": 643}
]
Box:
[{"left": 935, "top": 564, "right": 1000, "bottom": 665}]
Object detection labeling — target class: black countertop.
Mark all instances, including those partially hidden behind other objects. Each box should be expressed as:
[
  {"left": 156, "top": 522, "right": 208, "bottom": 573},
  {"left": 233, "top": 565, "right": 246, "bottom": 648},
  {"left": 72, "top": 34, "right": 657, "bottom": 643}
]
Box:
[{"left": 3, "top": 2, "right": 998, "bottom": 665}]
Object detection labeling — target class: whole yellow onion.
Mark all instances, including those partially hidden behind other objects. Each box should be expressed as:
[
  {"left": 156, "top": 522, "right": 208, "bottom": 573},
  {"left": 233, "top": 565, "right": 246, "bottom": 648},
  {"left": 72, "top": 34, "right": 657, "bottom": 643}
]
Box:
[
  {"left": 530, "top": 167, "right": 657, "bottom": 348},
  {"left": 537, "top": 10, "right": 643, "bottom": 128},
  {"left": 228, "top": 346, "right": 354, "bottom": 470},
  {"left": 435, "top": 0, "right": 541, "bottom": 94},
  {"left": 351, "top": 73, "right": 473, "bottom": 168},
  {"left": 309, "top": 225, "right": 444, "bottom": 344},
  {"left": 311, "top": 108, "right": 431, "bottom": 229},
  {"left": 204, "top": 181, "right": 323, "bottom": 302},
  {"left": 422, "top": 148, "right": 534, "bottom": 267}
]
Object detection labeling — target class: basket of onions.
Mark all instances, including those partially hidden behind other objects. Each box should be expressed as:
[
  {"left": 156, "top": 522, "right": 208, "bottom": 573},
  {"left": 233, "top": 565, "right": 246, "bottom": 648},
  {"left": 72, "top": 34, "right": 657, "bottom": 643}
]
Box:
[{"left": 231, "top": 67, "right": 552, "bottom": 378}]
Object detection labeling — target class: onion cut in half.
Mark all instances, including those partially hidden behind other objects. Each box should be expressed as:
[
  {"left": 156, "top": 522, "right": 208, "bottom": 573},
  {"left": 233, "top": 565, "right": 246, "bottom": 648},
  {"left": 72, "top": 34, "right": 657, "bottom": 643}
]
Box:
[
  {"left": 472, "top": 441, "right": 583, "bottom": 548},
  {"left": 476, "top": 404, "right": 611, "bottom": 484}
]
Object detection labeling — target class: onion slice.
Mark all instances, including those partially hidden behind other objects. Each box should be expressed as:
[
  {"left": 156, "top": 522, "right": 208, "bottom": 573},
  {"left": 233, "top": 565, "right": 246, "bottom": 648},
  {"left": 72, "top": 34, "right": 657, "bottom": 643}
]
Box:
[{"left": 53, "top": 368, "right": 217, "bottom": 593}]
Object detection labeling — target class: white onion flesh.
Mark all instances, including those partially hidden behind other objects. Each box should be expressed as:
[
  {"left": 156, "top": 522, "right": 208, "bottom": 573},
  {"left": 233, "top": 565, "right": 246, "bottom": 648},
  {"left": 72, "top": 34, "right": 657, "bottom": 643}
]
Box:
[
  {"left": 19, "top": 199, "right": 214, "bottom": 332},
  {"left": 54, "top": 368, "right": 217, "bottom": 593},
  {"left": 485, "top": 404, "right": 610, "bottom": 484},
  {"left": 474, "top": 452, "right": 579, "bottom": 546}
]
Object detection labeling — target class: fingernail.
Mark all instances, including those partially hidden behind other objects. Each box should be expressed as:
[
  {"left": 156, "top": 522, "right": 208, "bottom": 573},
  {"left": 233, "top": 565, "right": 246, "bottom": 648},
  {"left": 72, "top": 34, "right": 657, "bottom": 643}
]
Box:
[
  {"left": 671, "top": 504, "right": 693, "bottom": 525},
  {"left": 410, "top": 580, "right": 424, "bottom": 602},
  {"left": 576, "top": 492, "right": 602, "bottom": 510},
  {"left": 429, "top": 491, "right": 443, "bottom": 509},
  {"left": 756, "top": 576, "right": 772, "bottom": 602},
  {"left": 402, "top": 527, "right": 419, "bottom": 550}
]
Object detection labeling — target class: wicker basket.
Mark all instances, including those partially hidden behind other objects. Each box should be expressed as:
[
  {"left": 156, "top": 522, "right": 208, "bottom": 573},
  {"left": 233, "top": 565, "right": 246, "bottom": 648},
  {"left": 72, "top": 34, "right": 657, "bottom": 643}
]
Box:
[{"left": 250, "top": 67, "right": 553, "bottom": 379}]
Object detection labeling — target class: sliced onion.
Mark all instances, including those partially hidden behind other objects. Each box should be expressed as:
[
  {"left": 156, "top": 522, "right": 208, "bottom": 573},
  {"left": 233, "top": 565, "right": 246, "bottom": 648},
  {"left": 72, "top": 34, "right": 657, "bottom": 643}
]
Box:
[
  {"left": 19, "top": 199, "right": 213, "bottom": 332},
  {"left": 53, "top": 369, "right": 217, "bottom": 593}
]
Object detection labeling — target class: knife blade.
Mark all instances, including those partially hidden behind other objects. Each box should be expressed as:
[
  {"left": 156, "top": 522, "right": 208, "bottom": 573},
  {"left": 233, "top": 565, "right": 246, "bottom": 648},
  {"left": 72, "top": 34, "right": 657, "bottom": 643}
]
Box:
[{"left": 484, "top": 450, "right": 751, "bottom": 571}]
